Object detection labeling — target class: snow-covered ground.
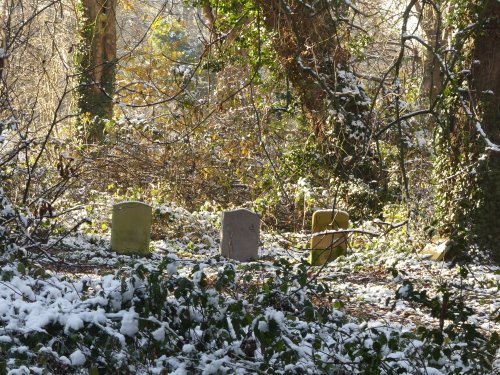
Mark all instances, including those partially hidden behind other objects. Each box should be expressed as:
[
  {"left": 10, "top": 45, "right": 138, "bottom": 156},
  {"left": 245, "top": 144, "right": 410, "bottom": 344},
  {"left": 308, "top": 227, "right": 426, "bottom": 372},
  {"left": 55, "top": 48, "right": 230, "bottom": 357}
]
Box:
[{"left": 0, "top": 203, "right": 498, "bottom": 374}]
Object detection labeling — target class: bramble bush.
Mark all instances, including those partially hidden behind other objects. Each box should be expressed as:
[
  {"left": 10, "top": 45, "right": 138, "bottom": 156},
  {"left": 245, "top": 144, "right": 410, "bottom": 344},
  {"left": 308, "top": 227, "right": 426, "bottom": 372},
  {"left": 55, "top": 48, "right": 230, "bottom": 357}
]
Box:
[{"left": 0, "top": 253, "right": 497, "bottom": 374}]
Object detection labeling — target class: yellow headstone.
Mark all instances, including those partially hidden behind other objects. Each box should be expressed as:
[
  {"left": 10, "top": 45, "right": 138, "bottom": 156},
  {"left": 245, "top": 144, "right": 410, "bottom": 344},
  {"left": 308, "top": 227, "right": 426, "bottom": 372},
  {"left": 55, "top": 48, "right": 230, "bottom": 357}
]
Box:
[
  {"left": 309, "top": 210, "right": 349, "bottom": 266},
  {"left": 111, "top": 201, "right": 152, "bottom": 256}
]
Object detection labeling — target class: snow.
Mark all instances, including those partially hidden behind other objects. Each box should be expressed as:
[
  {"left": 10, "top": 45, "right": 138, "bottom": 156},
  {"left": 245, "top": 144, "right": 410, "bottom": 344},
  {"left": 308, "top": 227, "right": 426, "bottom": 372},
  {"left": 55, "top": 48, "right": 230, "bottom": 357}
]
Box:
[
  {"left": 152, "top": 326, "right": 166, "bottom": 341},
  {"left": 201, "top": 357, "right": 229, "bottom": 375},
  {"left": 398, "top": 284, "right": 411, "bottom": 297},
  {"left": 64, "top": 314, "right": 84, "bottom": 333},
  {"left": 420, "top": 367, "right": 443, "bottom": 375},
  {"left": 170, "top": 367, "right": 188, "bottom": 375},
  {"left": 257, "top": 320, "right": 268, "bottom": 332},
  {"left": 120, "top": 309, "right": 139, "bottom": 337},
  {"left": 0, "top": 202, "right": 498, "bottom": 374},
  {"left": 58, "top": 356, "right": 71, "bottom": 365},
  {"left": 7, "top": 366, "right": 30, "bottom": 375},
  {"left": 182, "top": 344, "right": 195, "bottom": 353},
  {"left": 69, "top": 349, "right": 86, "bottom": 366}
]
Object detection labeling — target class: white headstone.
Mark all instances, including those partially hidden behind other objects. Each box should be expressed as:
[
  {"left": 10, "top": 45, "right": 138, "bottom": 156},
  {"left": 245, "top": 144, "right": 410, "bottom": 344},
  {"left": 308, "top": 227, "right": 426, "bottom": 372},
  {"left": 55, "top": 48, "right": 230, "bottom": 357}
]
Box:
[{"left": 220, "top": 209, "right": 260, "bottom": 261}]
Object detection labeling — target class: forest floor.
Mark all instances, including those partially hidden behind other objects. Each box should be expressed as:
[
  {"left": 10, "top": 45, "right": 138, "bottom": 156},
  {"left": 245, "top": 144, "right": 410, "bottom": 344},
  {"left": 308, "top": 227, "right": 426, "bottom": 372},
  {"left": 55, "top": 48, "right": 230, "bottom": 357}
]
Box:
[
  {"left": 1, "top": 202, "right": 499, "bottom": 374},
  {"left": 45, "top": 232, "right": 498, "bottom": 335}
]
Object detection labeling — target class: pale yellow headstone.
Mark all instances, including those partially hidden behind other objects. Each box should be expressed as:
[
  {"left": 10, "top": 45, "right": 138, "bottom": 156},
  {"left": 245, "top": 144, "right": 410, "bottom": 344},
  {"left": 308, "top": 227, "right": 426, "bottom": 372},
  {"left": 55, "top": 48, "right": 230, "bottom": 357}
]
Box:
[
  {"left": 419, "top": 238, "right": 452, "bottom": 261},
  {"left": 111, "top": 201, "right": 152, "bottom": 256},
  {"left": 309, "top": 209, "right": 349, "bottom": 266}
]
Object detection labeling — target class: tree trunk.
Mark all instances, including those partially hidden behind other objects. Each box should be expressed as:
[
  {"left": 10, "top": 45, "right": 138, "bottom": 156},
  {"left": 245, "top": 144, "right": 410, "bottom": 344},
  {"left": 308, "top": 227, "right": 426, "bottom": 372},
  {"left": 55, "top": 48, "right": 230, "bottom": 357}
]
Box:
[
  {"left": 0, "top": 0, "right": 10, "bottom": 84},
  {"left": 199, "top": 0, "right": 379, "bottom": 184},
  {"left": 436, "top": 0, "right": 500, "bottom": 262},
  {"left": 468, "top": 0, "right": 500, "bottom": 262},
  {"left": 75, "top": 0, "right": 117, "bottom": 143},
  {"left": 259, "top": 1, "right": 372, "bottom": 163},
  {"left": 416, "top": 1, "right": 445, "bottom": 104}
]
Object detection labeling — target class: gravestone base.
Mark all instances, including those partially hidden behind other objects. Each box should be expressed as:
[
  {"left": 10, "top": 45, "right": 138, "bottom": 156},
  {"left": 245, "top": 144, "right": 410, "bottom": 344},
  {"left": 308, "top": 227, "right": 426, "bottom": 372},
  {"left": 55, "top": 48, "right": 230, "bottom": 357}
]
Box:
[{"left": 309, "top": 246, "right": 347, "bottom": 266}]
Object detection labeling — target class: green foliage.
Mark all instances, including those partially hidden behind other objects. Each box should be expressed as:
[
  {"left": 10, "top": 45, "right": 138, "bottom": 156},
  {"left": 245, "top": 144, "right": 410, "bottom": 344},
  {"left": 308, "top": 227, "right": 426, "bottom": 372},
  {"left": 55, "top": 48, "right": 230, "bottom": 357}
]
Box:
[
  {"left": 389, "top": 266, "right": 499, "bottom": 372},
  {"left": 347, "top": 33, "right": 374, "bottom": 60},
  {"left": 1, "top": 251, "right": 497, "bottom": 373}
]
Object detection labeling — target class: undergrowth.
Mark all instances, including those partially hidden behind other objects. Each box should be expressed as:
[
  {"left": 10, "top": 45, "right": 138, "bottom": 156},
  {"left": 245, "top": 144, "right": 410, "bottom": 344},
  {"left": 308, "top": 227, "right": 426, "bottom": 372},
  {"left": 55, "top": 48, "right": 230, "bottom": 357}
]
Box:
[{"left": 0, "top": 252, "right": 497, "bottom": 374}]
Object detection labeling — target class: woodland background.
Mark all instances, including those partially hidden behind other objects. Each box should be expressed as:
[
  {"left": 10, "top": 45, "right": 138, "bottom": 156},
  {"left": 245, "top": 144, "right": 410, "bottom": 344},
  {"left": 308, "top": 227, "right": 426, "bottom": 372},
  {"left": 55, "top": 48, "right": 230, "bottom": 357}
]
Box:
[{"left": 0, "top": 0, "right": 499, "bottom": 374}]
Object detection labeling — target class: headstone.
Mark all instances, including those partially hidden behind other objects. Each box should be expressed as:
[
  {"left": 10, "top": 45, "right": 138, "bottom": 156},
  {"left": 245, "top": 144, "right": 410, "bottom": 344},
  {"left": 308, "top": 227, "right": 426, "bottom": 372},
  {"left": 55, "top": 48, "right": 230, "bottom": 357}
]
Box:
[
  {"left": 111, "top": 201, "right": 152, "bottom": 256},
  {"left": 309, "top": 209, "right": 349, "bottom": 266},
  {"left": 220, "top": 209, "right": 260, "bottom": 261},
  {"left": 420, "top": 238, "right": 452, "bottom": 261}
]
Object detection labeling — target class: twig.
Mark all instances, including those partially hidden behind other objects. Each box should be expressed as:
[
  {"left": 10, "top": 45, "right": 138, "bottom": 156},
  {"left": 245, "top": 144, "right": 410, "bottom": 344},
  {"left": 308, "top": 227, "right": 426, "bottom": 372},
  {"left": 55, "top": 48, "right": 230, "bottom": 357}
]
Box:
[{"left": 313, "top": 228, "right": 381, "bottom": 237}]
